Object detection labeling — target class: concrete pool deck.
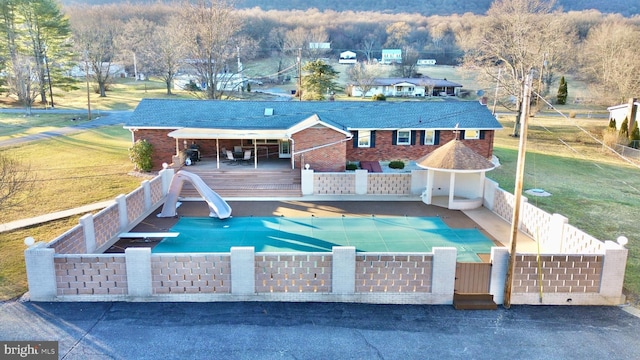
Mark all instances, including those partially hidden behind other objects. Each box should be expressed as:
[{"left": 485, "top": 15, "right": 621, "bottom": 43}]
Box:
[{"left": 110, "top": 200, "right": 537, "bottom": 254}]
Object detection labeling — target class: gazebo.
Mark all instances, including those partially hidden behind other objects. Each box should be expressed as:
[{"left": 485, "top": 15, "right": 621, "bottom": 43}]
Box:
[{"left": 416, "top": 138, "right": 496, "bottom": 210}]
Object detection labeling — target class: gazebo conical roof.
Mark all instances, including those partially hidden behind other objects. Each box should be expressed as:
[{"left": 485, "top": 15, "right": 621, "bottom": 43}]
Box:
[{"left": 416, "top": 139, "right": 495, "bottom": 171}]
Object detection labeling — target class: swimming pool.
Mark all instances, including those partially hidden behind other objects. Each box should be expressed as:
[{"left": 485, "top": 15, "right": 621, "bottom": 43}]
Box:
[{"left": 151, "top": 216, "right": 496, "bottom": 262}]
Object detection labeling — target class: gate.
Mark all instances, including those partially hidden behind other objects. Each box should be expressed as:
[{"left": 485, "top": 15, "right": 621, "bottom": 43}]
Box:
[{"left": 454, "top": 262, "right": 492, "bottom": 293}]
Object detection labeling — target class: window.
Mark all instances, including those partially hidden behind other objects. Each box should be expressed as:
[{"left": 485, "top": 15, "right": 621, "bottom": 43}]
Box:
[
  {"left": 423, "top": 130, "right": 435, "bottom": 145},
  {"left": 248, "top": 139, "right": 279, "bottom": 145},
  {"left": 358, "top": 130, "right": 371, "bottom": 148},
  {"left": 396, "top": 130, "right": 411, "bottom": 145},
  {"left": 464, "top": 130, "right": 480, "bottom": 140}
]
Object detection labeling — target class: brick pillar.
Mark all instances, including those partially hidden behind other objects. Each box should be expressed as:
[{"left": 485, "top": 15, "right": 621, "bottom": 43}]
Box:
[
  {"left": 116, "top": 194, "right": 127, "bottom": 232},
  {"left": 125, "top": 248, "right": 152, "bottom": 297},
  {"left": 332, "top": 246, "right": 355, "bottom": 294},
  {"left": 355, "top": 169, "right": 367, "bottom": 195},
  {"left": 80, "top": 213, "right": 96, "bottom": 253},
  {"left": 600, "top": 242, "right": 629, "bottom": 304},
  {"left": 489, "top": 247, "right": 509, "bottom": 305},
  {"left": 231, "top": 247, "right": 255, "bottom": 295},
  {"left": 431, "top": 247, "right": 457, "bottom": 303},
  {"left": 301, "top": 169, "right": 314, "bottom": 195},
  {"left": 24, "top": 244, "right": 57, "bottom": 301}
]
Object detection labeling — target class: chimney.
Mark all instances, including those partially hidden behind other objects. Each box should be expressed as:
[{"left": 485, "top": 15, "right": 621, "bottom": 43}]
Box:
[
  {"left": 627, "top": 98, "right": 637, "bottom": 134},
  {"left": 479, "top": 97, "right": 488, "bottom": 106}
]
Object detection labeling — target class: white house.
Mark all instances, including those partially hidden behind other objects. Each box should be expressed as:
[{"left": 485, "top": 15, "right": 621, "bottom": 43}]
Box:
[
  {"left": 381, "top": 49, "right": 402, "bottom": 64},
  {"left": 339, "top": 51, "right": 357, "bottom": 64},
  {"left": 607, "top": 98, "right": 639, "bottom": 131},
  {"left": 349, "top": 77, "right": 463, "bottom": 98}
]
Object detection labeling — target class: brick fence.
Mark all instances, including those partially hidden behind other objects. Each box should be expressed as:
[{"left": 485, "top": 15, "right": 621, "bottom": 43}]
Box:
[{"left": 24, "top": 170, "right": 628, "bottom": 305}]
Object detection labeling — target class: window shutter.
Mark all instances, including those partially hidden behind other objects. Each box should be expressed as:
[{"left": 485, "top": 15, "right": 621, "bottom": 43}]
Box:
[
  {"left": 353, "top": 131, "right": 358, "bottom": 148},
  {"left": 392, "top": 130, "right": 397, "bottom": 145},
  {"left": 480, "top": 130, "right": 486, "bottom": 139},
  {"left": 458, "top": 130, "right": 465, "bottom": 139},
  {"left": 411, "top": 130, "right": 417, "bottom": 145},
  {"left": 420, "top": 130, "right": 425, "bottom": 145},
  {"left": 434, "top": 130, "right": 440, "bottom": 145},
  {"left": 370, "top": 131, "right": 376, "bottom": 147}
]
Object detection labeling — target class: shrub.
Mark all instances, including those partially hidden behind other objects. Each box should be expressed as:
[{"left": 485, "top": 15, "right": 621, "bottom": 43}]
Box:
[
  {"left": 388, "top": 160, "right": 405, "bottom": 169},
  {"left": 372, "top": 93, "right": 386, "bottom": 101},
  {"left": 129, "top": 139, "right": 153, "bottom": 172},
  {"left": 346, "top": 163, "right": 358, "bottom": 170},
  {"left": 569, "top": 111, "right": 577, "bottom": 118}
]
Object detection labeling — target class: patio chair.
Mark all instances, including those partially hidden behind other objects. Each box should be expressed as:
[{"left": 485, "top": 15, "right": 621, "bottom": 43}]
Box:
[
  {"left": 241, "top": 149, "right": 252, "bottom": 165},
  {"left": 225, "top": 150, "right": 238, "bottom": 165}
]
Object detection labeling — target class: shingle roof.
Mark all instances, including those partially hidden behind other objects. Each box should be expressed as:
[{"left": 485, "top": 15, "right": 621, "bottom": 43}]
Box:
[
  {"left": 416, "top": 139, "right": 496, "bottom": 171},
  {"left": 372, "top": 77, "right": 463, "bottom": 88},
  {"left": 125, "top": 99, "right": 502, "bottom": 131}
]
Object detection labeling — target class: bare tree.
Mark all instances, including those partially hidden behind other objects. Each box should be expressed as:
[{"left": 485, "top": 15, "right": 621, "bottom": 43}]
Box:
[
  {"left": 116, "top": 17, "right": 155, "bottom": 80},
  {"left": 148, "top": 19, "right": 187, "bottom": 95},
  {"left": 396, "top": 46, "right": 420, "bottom": 78},
  {"left": 347, "top": 62, "right": 382, "bottom": 97},
  {"left": 69, "top": 6, "right": 119, "bottom": 97},
  {"left": 180, "top": 0, "right": 244, "bottom": 100},
  {"left": 0, "top": 153, "right": 35, "bottom": 222},
  {"left": 580, "top": 19, "right": 640, "bottom": 104},
  {"left": 7, "top": 55, "right": 39, "bottom": 114},
  {"left": 460, "top": 0, "right": 564, "bottom": 136},
  {"left": 384, "top": 21, "right": 410, "bottom": 48}
]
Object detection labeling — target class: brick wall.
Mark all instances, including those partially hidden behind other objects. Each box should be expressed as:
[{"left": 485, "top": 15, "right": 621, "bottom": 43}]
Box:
[
  {"left": 356, "top": 254, "right": 433, "bottom": 293},
  {"left": 126, "top": 188, "right": 145, "bottom": 223},
  {"left": 347, "top": 130, "right": 495, "bottom": 162},
  {"left": 293, "top": 127, "right": 347, "bottom": 172},
  {"left": 133, "top": 129, "right": 177, "bottom": 170},
  {"left": 367, "top": 174, "right": 412, "bottom": 194},
  {"left": 255, "top": 254, "right": 332, "bottom": 293},
  {"left": 54, "top": 255, "right": 127, "bottom": 295},
  {"left": 93, "top": 206, "right": 121, "bottom": 249},
  {"left": 151, "top": 255, "right": 231, "bottom": 294},
  {"left": 49, "top": 226, "right": 86, "bottom": 254},
  {"left": 513, "top": 254, "right": 603, "bottom": 294}
]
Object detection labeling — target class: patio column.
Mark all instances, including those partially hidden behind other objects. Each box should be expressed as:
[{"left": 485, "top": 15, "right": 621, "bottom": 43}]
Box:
[{"left": 216, "top": 138, "right": 220, "bottom": 169}]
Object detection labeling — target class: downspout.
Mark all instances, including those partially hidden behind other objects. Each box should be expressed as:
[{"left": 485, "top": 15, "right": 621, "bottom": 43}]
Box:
[{"left": 289, "top": 137, "right": 295, "bottom": 169}]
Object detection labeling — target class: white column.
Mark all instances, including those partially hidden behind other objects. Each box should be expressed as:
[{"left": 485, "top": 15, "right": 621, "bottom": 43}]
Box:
[
  {"left": 24, "top": 244, "right": 57, "bottom": 301},
  {"left": 116, "top": 194, "right": 127, "bottom": 231},
  {"left": 489, "top": 247, "right": 509, "bottom": 305},
  {"left": 431, "top": 247, "right": 457, "bottom": 303},
  {"left": 332, "top": 246, "right": 355, "bottom": 294},
  {"left": 125, "top": 248, "right": 152, "bottom": 297},
  {"left": 80, "top": 213, "right": 96, "bottom": 253},
  {"left": 355, "top": 169, "right": 368, "bottom": 195},
  {"left": 301, "top": 169, "right": 314, "bottom": 195},
  {"left": 600, "top": 242, "right": 628, "bottom": 303},
  {"left": 231, "top": 247, "right": 255, "bottom": 295}
]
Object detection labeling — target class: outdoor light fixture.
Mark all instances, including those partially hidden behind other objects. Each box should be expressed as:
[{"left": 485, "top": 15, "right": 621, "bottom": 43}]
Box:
[
  {"left": 24, "top": 237, "right": 35, "bottom": 247},
  {"left": 305, "top": 164, "right": 310, "bottom": 170},
  {"left": 617, "top": 236, "right": 629, "bottom": 247},
  {"left": 162, "top": 163, "right": 169, "bottom": 169}
]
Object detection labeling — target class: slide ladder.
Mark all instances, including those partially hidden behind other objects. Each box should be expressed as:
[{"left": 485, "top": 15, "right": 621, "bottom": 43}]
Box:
[{"left": 158, "top": 170, "right": 232, "bottom": 219}]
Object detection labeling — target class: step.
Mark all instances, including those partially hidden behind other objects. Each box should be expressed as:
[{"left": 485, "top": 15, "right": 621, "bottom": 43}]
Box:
[{"left": 453, "top": 293, "right": 498, "bottom": 310}]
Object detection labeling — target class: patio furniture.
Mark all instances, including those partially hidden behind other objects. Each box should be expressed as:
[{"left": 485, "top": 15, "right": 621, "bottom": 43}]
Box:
[
  {"left": 225, "top": 150, "right": 238, "bottom": 164},
  {"left": 241, "top": 149, "right": 252, "bottom": 165}
]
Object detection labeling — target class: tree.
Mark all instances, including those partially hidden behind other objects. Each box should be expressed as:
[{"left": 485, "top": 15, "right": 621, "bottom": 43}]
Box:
[
  {"left": 556, "top": 76, "right": 567, "bottom": 104},
  {"left": 384, "top": 21, "right": 410, "bottom": 48},
  {"left": 147, "top": 19, "right": 186, "bottom": 95},
  {"left": 580, "top": 20, "right": 640, "bottom": 104},
  {"left": 301, "top": 59, "right": 339, "bottom": 100},
  {"left": 0, "top": 153, "right": 35, "bottom": 222},
  {"left": 116, "top": 17, "right": 155, "bottom": 81},
  {"left": 69, "top": 6, "right": 119, "bottom": 97},
  {"left": 347, "top": 62, "right": 382, "bottom": 97},
  {"left": 129, "top": 139, "right": 153, "bottom": 172},
  {"left": 629, "top": 120, "right": 640, "bottom": 149},
  {"left": 179, "top": 0, "right": 244, "bottom": 100},
  {"left": 18, "top": 0, "right": 73, "bottom": 106},
  {"left": 7, "top": 55, "right": 39, "bottom": 114},
  {"left": 459, "top": 0, "right": 573, "bottom": 136},
  {"left": 619, "top": 117, "right": 629, "bottom": 139}
]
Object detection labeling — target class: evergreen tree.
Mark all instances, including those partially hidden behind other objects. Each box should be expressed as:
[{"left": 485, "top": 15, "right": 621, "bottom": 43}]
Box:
[
  {"left": 556, "top": 76, "right": 568, "bottom": 105},
  {"left": 619, "top": 117, "right": 629, "bottom": 139},
  {"left": 629, "top": 121, "right": 640, "bottom": 148},
  {"left": 609, "top": 118, "right": 617, "bottom": 129},
  {"left": 301, "top": 59, "right": 340, "bottom": 100}
]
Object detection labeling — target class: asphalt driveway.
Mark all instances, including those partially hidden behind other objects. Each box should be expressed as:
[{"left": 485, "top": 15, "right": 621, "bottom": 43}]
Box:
[{"left": 1, "top": 300, "right": 639, "bottom": 359}]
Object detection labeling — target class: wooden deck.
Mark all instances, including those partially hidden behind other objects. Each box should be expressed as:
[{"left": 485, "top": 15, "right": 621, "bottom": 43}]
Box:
[{"left": 177, "top": 158, "right": 302, "bottom": 198}]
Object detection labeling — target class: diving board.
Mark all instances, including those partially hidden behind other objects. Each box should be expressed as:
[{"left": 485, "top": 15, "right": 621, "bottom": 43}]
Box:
[{"left": 118, "top": 232, "right": 180, "bottom": 238}]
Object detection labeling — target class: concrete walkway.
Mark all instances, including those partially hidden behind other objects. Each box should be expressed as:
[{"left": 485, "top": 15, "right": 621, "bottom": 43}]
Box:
[{"left": 0, "top": 200, "right": 114, "bottom": 233}]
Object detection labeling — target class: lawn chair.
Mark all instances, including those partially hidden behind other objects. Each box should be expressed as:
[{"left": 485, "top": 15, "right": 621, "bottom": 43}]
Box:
[
  {"left": 225, "top": 150, "right": 238, "bottom": 165},
  {"left": 241, "top": 149, "right": 252, "bottom": 165}
]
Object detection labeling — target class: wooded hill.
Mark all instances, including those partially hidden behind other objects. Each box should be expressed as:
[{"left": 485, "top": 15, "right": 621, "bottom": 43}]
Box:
[{"left": 62, "top": 0, "right": 639, "bottom": 17}]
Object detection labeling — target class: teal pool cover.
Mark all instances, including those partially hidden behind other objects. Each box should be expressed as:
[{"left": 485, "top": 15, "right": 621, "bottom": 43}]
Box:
[{"left": 152, "top": 216, "right": 496, "bottom": 262}]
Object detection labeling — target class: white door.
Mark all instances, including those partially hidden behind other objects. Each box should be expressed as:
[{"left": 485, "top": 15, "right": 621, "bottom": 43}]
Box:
[{"left": 279, "top": 140, "right": 291, "bottom": 158}]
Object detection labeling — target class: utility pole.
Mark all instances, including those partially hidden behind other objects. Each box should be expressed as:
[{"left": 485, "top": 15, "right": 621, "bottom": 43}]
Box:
[
  {"left": 492, "top": 68, "right": 502, "bottom": 116},
  {"left": 503, "top": 72, "right": 533, "bottom": 309},
  {"left": 536, "top": 53, "right": 547, "bottom": 107},
  {"left": 44, "top": 50, "right": 54, "bottom": 109},
  {"left": 237, "top": 46, "right": 243, "bottom": 93},
  {"left": 298, "top": 47, "right": 302, "bottom": 101}
]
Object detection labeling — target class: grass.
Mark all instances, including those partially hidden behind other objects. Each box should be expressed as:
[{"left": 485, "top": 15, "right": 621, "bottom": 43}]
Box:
[
  {"left": 0, "top": 112, "right": 90, "bottom": 140},
  {"left": 488, "top": 115, "right": 640, "bottom": 299}
]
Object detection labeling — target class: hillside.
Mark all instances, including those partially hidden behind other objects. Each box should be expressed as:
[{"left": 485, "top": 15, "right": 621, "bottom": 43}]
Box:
[{"left": 62, "top": 0, "right": 639, "bottom": 17}]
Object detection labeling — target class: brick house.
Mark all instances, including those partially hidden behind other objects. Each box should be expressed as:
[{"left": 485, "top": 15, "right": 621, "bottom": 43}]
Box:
[{"left": 124, "top": 99, "right": 502, "bottom": 172}]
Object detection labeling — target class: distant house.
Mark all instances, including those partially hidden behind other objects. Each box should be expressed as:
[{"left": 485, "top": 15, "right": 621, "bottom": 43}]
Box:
[
  {"left": 381, "top": 49, "right": 402, "bottom": 64},
  {"left": 349, "top": 77, "right": 463, "bottom": 97},
  {"left": 124, "top": 99, "right": 501, "bottom": 172},
  {"left": 607, "top": 98, "right": 639, "bottom": 132},
  {"left": 339, "top": 51, "right": 357, "bottom": 64}
]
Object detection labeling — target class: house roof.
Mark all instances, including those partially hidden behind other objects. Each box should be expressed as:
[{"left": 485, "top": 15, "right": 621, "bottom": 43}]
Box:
[
  {"left": 125, "top": 99, "right": 502, "bottom": 133},
  {"left": 372, "top": 77, "right": 462, "bottom": 88},
  {"left": 416, "top": 139, "right": 496, "bottom": 172}
]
